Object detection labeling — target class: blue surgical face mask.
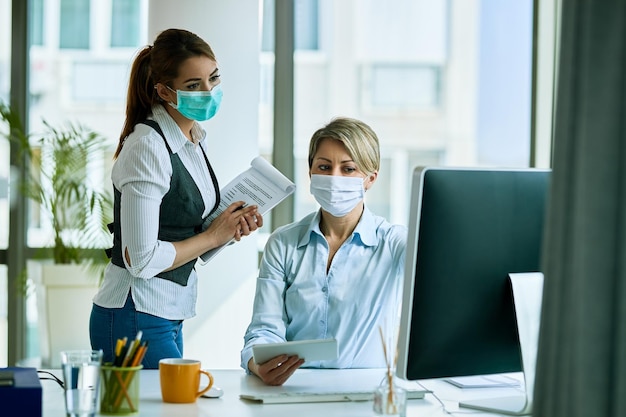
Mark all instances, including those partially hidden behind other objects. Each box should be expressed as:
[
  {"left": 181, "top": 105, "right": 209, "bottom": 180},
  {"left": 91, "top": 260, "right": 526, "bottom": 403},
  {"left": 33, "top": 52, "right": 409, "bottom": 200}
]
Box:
[
  {"left": 167, "top": 84, "right": 223, "bottom": 121},
  {"left": 310, "top": 174, "right": 366, "bottom": 217}
]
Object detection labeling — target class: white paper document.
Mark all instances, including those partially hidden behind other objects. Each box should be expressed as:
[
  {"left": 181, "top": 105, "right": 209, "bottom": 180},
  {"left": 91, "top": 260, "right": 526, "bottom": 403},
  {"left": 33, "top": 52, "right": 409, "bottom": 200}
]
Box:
[
  {"left": 239, "top": 368, "right": 428, "bottom": 404},
  {"left": 198, "top": 156, "right": 295, "bottom": 264},
  {"left": 445, "top": 374, "right": 521, "bottom": 389}
]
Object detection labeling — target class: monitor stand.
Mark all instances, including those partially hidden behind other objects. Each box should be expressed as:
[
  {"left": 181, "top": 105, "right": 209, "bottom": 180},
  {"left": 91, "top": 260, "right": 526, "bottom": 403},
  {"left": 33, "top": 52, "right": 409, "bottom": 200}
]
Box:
[{"left": 459, "top": 272, "right": 543, "bottom": 416}]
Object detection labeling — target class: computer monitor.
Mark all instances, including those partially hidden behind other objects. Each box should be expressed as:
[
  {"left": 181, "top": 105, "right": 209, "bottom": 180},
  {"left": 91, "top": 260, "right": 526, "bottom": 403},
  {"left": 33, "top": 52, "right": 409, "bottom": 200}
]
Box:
[{"left": 396, "top": 166, "right": 550, "bottom": 415}]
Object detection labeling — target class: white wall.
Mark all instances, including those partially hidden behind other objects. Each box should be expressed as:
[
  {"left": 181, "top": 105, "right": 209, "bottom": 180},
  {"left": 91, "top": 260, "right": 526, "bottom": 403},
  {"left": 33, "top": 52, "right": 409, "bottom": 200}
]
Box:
[{"left": 148, "top": 0, "right": 261, "bottom": 370}]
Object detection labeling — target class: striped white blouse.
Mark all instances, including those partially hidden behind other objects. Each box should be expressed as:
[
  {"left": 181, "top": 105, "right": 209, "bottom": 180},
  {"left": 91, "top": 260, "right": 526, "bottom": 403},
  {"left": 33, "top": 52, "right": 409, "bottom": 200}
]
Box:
[{"left": 93, "top": 104, "right": 218, "bottom": 320}]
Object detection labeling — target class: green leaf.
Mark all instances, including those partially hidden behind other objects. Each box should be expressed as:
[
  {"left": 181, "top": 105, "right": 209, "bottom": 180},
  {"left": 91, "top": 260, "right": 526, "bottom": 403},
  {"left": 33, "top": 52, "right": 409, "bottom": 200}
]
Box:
[{"left": 2, "top": 100, "right": 113, "bottom": 271}]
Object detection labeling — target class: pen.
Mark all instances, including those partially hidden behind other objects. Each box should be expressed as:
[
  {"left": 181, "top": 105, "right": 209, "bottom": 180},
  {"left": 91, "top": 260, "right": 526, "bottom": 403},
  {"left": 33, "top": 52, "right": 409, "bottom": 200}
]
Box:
[
  {"left": 130, "top": 341, "right": 149, "bottom": 367},
  {"left": 234, "top": 204, "right": 247, "bottom": 212},
  {"left": 121, "top": 331, "right": 143, "bottom": 367}
]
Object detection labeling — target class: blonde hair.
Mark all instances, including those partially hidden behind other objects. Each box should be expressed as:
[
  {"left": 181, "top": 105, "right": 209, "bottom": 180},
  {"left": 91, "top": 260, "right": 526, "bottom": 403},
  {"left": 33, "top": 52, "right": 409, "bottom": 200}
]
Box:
[{"left": 308, "top": 117, "right": 380, "bottom": 174}]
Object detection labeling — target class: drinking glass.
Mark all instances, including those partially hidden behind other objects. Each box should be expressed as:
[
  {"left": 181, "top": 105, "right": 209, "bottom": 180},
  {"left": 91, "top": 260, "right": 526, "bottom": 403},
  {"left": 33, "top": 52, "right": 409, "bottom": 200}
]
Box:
[{"left": 61, "top": 350, "right": 103, "bottom": 417}]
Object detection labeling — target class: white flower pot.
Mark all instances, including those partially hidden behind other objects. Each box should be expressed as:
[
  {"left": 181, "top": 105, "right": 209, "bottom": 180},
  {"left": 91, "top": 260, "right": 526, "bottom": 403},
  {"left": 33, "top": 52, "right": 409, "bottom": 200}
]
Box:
[{"left": 30, "top": 262, "right": 100, "bottom": 368}]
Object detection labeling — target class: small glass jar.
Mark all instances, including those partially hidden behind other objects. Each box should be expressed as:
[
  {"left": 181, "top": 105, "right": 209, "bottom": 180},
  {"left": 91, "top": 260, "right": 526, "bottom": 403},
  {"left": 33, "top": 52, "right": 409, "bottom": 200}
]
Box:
[{"left": 373, "top": 377, "right": 407, "bottom": 417}]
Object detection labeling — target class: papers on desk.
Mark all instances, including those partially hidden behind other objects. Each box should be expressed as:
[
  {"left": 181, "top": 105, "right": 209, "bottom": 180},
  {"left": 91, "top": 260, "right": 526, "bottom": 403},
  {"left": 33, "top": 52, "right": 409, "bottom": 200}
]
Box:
[
  {"left": 239, "top": 368, "right": 429, "bottom": 404},
  {"left": 240, "top": 388, "right": 427, "bottom": 404},
  {"left": 445, "top": 374, "right": 521, "bottom": 389},
  {"left": 240, "top": 391, "right": 374, "bottom": 404}
]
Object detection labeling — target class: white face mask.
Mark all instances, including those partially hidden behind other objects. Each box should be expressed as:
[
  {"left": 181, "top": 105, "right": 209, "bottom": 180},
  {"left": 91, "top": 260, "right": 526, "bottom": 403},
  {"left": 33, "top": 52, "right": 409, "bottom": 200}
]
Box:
[{"left": 310, "top": 174, "right": 366, "bottom": 217}]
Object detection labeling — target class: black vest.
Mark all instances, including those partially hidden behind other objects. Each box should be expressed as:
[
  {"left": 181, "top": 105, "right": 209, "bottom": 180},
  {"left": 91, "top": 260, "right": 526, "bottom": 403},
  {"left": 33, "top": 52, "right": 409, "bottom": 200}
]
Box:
[{"left": 109, "top": 120, "right": 220, "bottom": 286}]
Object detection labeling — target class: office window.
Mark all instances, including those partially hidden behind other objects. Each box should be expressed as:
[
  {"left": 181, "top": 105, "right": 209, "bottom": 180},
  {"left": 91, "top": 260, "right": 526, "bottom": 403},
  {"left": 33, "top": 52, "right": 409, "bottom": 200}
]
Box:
[
  {"left": 0, "top": 0, "right": 10, "bottom": 246},
  {"left": 0, "top": 145, "right": 7, "bottom": 249},
  {"left": 60, "top": 0, "right": 90, "bottom": 49},
  {"left": 261, "top": 0, "right": 534, "bottom": 227},
  {"left": 261, "top": 0, "right": 319, "bottom": 52},
  {"left": 361, "top": 64, "right": 441, "bottom": 112},
  {"left": 111, "top": 0, "right": 140, "bottom": 48},
  {"left": 72, "top": 60, "right": 128, "bottom": 103},
  {"left": 16, "top": 0, "right": 146, "bottom": 366},
  {"left": 28, "top": 0, "right": 145, "bottom": 247},
  {"left": 295, "top": 0, "right": 319, "bottom": 50},
  {"left": 261, "top": 0, "right": 274, "bottom": 52},
  {"left": 30, "top": 0, "right": 44, "bottom": 46},
  {"left": 0, "top": 0, "right": 10, "bottom": 369}
]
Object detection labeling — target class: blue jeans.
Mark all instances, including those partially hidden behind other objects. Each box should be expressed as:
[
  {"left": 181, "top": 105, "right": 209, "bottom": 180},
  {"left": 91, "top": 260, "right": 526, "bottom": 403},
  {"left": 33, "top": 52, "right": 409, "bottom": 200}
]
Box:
[{"left": 89, "top": 293, "right": 184, "bottom": 369}]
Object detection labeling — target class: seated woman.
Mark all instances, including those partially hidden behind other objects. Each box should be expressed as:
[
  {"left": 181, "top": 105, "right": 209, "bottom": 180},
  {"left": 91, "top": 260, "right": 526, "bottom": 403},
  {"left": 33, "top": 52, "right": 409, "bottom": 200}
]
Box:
[{"left": 240, "top": 117, "right": 407, "bottom": 385}]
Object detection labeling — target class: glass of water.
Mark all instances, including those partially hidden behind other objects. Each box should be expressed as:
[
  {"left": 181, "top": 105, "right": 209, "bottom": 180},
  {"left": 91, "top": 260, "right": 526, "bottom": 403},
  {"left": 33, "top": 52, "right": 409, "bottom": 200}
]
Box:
[{"left": 61, "top": 350, "right": 103, "bottom": 417}]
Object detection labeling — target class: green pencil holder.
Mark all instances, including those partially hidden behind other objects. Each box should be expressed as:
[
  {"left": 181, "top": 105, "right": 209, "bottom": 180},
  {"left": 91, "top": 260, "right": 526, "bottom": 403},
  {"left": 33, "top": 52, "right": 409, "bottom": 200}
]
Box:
[{"left": 100, "top": 364, "right": 143, "bottom": 415}]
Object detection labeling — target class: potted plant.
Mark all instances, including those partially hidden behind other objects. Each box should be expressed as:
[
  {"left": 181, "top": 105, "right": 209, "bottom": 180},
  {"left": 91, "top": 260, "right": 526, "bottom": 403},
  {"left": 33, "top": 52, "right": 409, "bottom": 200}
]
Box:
[{"left": 1, "top": 102, "right": 113, "bottom": 367}]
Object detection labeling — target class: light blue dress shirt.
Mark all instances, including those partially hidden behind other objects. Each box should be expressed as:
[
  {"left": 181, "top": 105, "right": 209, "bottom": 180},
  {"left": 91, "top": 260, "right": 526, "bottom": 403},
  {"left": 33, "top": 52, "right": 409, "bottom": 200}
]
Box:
[{"left": 241, "top": 206, "right": 407, "bottom": 372}]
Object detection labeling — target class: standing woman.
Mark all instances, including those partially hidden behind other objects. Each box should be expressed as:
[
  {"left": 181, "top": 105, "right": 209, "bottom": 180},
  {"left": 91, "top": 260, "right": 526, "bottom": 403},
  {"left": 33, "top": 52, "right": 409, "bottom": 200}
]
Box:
[{"left": 90, "top": 28, "right": 262, "bottom": 368}]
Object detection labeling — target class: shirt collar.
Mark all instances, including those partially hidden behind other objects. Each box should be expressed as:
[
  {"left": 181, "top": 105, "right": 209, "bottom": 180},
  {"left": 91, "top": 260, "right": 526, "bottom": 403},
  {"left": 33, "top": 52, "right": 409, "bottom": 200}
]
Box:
[
  {"left": 299, "top": 206, "right": 378, "bottom": 248},
  {"left": 151, "top": 104, "right": 207, "bottom": 153}
]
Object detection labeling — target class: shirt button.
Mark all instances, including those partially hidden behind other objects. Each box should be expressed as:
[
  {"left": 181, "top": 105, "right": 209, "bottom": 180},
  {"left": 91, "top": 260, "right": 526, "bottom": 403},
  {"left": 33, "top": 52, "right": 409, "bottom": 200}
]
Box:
[{"left": 322, "top": 286, "right": 328, "bottom": 293}]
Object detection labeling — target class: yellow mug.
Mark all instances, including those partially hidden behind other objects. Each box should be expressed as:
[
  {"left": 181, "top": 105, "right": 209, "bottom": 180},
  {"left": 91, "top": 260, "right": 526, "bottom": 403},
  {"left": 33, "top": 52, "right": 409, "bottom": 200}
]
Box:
[{"left": 159, "top": 358, "right": 214, "bottom": 403}]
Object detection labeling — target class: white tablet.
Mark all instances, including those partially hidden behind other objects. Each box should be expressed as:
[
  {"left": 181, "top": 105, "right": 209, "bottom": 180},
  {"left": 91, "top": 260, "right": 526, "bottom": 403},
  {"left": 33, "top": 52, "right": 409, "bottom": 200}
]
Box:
[{"left": 252, "top": 338, "right": 338, "bottom": 365}]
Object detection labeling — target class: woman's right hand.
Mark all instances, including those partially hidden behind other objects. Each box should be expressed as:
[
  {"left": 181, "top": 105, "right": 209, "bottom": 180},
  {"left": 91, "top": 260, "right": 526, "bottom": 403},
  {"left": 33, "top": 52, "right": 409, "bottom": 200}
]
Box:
[
  {"left": 248, "top": 355, "right": 304, "bottom": 386},
  {"left": 204, "top": 201, "right": 261, "bottom": 247}
]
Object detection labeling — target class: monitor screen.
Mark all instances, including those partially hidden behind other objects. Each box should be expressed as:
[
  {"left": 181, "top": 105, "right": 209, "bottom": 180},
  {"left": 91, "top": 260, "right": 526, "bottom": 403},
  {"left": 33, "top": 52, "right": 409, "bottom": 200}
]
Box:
[{"left": 397, "top": 167, "right": 550, "bottom": 381}]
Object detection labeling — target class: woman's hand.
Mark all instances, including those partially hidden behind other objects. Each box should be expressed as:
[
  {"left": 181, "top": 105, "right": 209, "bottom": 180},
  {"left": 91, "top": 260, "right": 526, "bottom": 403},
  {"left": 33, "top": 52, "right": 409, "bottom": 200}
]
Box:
[
  {"left": 206, "top": 201, "right": 263, "bottom": 246},
  {"left": 168, "top": 201, "right": 264, "bottom": 271},
  {"left": 234, "top": 203, "right": 264, "bottom": 241},
  {"left": 248, "top": 355, "right": 304, "bottom": 386}
]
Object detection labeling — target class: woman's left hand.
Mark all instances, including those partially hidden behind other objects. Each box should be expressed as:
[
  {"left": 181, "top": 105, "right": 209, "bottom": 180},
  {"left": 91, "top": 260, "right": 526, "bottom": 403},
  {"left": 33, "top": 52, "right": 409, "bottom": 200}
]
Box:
[
  {"left": 233, "top": 204, "right": 263, "bottom": 241},
  {"left": 168, "top": 202, "right": 264, "bottom": 270},
  {"left": 205, "top": 201, "right": 262, "bottom": 246}
]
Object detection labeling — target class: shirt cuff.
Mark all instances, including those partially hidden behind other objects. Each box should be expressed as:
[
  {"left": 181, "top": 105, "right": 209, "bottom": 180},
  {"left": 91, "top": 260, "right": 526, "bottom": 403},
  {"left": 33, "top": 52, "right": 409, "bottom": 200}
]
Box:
[
  {"left": 241, "top": 347, "right": 254, "bottom": 375},
  {"left": 126, "top": 241, "right": 177, "bottom": 278}
]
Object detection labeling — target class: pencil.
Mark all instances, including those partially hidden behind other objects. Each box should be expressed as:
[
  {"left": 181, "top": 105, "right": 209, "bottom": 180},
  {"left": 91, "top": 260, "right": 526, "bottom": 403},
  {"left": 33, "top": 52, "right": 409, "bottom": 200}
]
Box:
[
  {"left": 121, "top": 331, "right": 143, "bottom": 367},
  {"left": 113, "top": 337, "right": 128, "bottom": 367}
]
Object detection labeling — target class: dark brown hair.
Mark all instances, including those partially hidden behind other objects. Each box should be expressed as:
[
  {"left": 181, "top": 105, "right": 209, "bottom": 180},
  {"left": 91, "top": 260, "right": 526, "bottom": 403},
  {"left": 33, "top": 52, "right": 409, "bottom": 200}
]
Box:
[{"left": 114, "top": 28, "right": 216, "bottom": 158}]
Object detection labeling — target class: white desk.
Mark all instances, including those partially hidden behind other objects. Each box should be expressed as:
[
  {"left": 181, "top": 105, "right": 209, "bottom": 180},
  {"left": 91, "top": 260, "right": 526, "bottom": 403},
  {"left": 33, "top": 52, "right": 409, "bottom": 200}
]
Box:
[{"left": 41, "top": 368, "right": 527, "bottom": 416}]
